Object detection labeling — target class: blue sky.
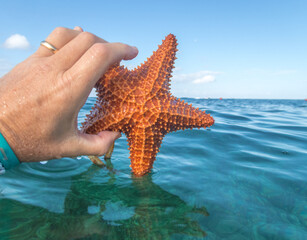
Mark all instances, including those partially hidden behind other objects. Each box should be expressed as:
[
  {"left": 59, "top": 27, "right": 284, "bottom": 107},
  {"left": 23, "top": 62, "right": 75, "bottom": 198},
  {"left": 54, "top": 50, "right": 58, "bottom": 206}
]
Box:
[{"left": 0, "top": 0, "right": 306, "bottom": 99}]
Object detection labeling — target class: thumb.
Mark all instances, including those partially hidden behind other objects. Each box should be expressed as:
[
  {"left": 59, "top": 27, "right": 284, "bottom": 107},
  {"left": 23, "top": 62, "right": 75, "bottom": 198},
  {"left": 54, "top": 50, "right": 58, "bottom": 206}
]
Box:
[{"left": 73, "top": 131, "right": 121, "bottom": 156}]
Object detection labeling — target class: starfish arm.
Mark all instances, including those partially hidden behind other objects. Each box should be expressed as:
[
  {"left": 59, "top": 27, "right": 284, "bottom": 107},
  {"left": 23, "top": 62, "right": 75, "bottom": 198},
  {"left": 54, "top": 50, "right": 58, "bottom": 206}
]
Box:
[
  {"left": 82, "top": 74, "right": 133, "bottom": 134},
  {"left": 133, "top": 34, "right": 178, "bottom": 93},
  {"left": 82, "top": 112, "right": 129, "bottom": 134},
  {"left": 161, "top": 96, "right": 214, "bottom": 132},
  {"left": 81, "top": 103, "right": 104, "bottom": 134},
  {"left": 126, "top": 127, "right": 164, "bottom": 176}
]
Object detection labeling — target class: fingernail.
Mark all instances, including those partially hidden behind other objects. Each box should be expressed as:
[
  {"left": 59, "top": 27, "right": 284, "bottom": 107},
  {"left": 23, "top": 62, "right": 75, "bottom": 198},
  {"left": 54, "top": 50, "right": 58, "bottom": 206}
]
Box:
[
  {"left": 74, "top": 26, "right": 83, "bottom": 32},
  {"left": 131, "top": 46, "right": 138, "bottom": 55},
  {"left": 126, "top": 46, "right": 138, "bottom": 59}
]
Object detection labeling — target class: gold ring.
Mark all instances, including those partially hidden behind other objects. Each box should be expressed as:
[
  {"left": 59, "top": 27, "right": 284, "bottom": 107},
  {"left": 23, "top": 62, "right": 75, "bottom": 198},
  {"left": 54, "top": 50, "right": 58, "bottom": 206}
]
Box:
[{"left": 40, "top": 40, "right": 58, "bottom": 54}]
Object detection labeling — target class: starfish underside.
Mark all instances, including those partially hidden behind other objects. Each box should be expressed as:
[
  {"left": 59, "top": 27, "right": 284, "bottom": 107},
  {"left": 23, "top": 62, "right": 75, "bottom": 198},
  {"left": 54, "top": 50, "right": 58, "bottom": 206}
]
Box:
[{"left": 81, "top": 34, "right": 214, "bottom": 176}]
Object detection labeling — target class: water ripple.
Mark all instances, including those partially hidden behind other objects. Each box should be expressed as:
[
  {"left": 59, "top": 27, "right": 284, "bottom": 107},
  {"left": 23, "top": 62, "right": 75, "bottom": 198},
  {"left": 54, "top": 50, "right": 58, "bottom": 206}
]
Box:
[{"left": 0, "top": 99, "right": 306, "bottom": 239}]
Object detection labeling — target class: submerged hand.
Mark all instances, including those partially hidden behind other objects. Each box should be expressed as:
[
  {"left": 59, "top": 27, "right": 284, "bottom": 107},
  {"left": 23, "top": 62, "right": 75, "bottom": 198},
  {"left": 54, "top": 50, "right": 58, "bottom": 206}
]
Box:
[{"left": 0, "top": 27, "right": 138, "bottom": 162}]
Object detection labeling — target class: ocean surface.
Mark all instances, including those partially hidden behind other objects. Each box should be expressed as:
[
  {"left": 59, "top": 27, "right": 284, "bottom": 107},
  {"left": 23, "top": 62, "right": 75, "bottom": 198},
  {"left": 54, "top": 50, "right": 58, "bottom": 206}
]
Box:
[{"left": 0, "top": 98, "right": 306, "bottom": 240}]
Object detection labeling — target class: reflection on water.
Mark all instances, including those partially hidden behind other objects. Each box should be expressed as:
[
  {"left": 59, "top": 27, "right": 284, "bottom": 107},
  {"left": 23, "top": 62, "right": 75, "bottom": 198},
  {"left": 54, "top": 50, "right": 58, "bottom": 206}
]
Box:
[{"left": 0, "top": 162, "right": 208, "bottom": 239}]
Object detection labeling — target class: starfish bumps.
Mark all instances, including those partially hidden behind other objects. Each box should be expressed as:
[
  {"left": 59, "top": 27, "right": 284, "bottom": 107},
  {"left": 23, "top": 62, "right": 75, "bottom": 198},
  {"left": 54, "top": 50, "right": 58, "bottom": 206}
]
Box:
[{"left": 81, "top": 34, "right": 214, "bottom": 176}]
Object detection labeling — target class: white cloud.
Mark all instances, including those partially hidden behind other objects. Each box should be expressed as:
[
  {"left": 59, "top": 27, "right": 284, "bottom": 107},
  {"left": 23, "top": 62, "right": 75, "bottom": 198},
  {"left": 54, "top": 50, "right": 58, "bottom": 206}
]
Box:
[
  {"left": 192, "top": 74, "right": 216, "bottom": 84},
  {"left": 3, "top": 34, "right": 30, "bottom": 49},
  {"left": 173, "top": 70, "right": 220, "bottom": 84}
]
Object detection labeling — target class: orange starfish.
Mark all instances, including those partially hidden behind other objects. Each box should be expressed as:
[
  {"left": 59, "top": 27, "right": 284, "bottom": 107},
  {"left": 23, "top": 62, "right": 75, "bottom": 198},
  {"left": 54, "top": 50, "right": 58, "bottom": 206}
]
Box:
[{"left": 81, "top": 34, "right": 214, "bottom": 176}]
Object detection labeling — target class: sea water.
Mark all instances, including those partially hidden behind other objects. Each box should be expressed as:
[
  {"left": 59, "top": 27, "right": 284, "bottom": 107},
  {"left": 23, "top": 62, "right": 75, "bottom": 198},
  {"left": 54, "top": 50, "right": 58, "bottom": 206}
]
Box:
[{"left": 0, "top": 98, "right": 306, "bottom": 239}]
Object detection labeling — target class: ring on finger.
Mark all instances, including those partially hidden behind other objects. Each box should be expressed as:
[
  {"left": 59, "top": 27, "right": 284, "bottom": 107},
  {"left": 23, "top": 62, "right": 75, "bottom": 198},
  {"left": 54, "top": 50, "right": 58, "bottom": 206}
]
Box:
[{"left": 40, "top": 40, "right": 58, "bottom": 54}]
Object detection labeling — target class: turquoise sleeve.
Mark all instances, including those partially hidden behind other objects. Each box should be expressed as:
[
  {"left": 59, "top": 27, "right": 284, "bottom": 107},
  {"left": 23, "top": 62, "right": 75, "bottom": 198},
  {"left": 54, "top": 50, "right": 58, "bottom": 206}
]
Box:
[{"left": 0, "top": 132, "right": 20, "bottom": 169}]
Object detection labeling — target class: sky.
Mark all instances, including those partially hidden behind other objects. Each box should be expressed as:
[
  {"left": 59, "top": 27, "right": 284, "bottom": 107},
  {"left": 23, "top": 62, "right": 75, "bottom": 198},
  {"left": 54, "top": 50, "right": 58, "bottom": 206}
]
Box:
[{"left": 0, "top": 0, "right": 306, "bottom": 99}]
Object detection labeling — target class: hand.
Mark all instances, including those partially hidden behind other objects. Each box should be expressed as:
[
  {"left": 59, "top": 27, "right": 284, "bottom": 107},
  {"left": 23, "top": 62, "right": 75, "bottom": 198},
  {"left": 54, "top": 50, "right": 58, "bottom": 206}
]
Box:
[{"left": 0, "top": 27, "right": 138, "bottom": 163}]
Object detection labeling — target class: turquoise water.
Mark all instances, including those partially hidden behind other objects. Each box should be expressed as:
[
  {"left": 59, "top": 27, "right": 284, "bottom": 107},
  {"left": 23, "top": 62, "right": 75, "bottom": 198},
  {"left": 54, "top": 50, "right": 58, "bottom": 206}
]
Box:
[{"left": 0, "top": 98, "right": 306, "bottom": 239}]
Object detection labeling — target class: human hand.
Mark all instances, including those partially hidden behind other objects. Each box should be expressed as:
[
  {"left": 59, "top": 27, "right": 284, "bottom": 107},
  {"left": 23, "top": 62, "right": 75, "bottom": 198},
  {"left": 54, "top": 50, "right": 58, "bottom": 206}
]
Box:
[{"left": 0, "top": 27, "right": 138, "bottom": 163}]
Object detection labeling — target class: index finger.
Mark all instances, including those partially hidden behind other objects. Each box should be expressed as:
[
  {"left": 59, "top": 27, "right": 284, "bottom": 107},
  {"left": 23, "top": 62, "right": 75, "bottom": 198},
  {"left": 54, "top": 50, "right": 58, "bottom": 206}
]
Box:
[
  {"left": 52, "top": 31, "right": 108, "bottom": 70},
  {"left": 64, "top": 42, "right": 138, "bottom": 96}
]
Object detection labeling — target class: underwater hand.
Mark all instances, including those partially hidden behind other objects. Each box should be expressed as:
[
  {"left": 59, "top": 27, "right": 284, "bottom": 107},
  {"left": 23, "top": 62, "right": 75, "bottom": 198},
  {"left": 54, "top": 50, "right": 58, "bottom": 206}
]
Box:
[{"left": 0, "top": 26, "right": 138, "bottom": 162}]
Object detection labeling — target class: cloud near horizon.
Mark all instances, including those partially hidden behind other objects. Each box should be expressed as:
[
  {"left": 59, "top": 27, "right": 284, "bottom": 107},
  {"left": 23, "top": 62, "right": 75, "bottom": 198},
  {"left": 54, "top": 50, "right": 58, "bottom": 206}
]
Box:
[
  {"left": 173, "top": 70, "right": 220, "bottom": 84},
  {"left": 3, "top": 34, "right": 30, "bottom": 49}
]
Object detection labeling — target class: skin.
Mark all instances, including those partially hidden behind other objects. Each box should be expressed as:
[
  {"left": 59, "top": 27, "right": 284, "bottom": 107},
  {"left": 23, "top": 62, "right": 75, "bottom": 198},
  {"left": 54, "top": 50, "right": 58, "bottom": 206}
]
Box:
[{"left": 0, "top": 26, "right": 138, "bottom": 163}]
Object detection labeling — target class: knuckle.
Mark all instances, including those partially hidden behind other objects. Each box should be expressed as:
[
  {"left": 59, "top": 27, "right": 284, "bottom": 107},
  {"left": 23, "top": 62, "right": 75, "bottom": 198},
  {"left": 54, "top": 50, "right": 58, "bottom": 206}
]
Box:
[
  {"left": 80, "top": 31, "right": 97, "bottom": 44},
  {"left": 91, "top": 43, "right": 110, "bottom": 60},
  {"left": 93, "top": 136, "right": 109, "bottom": 156},
  {"left": 116, "top": 42, "right": 130, "bottom": 53},
  {"left": 52, "top": 26, "right": 68, "bottom": 37},
  {"left": 120, "top": 42, "right": 130, "bottom": 51},
  {"left": 58, "top": 71, "right": 73, "bottom": 94}
]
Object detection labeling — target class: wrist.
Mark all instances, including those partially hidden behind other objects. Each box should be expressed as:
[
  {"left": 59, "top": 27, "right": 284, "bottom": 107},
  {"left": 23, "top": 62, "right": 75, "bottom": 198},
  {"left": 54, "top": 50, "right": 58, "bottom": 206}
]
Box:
[
  {"left": 0, "top": 131, "right": 20, "bottom": 169},
  {"left": 0, "top": 94, "right": 26, "bottom": 162},
  {"left": 0, "top": 115, "right": 23, "bottom": 159}
]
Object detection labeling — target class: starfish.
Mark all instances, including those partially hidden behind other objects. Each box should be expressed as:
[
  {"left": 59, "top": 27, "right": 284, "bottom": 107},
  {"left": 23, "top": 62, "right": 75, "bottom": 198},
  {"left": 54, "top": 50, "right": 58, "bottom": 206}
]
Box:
[{"left": 81, "top": 34, "right": 214, "bottom": 176}]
